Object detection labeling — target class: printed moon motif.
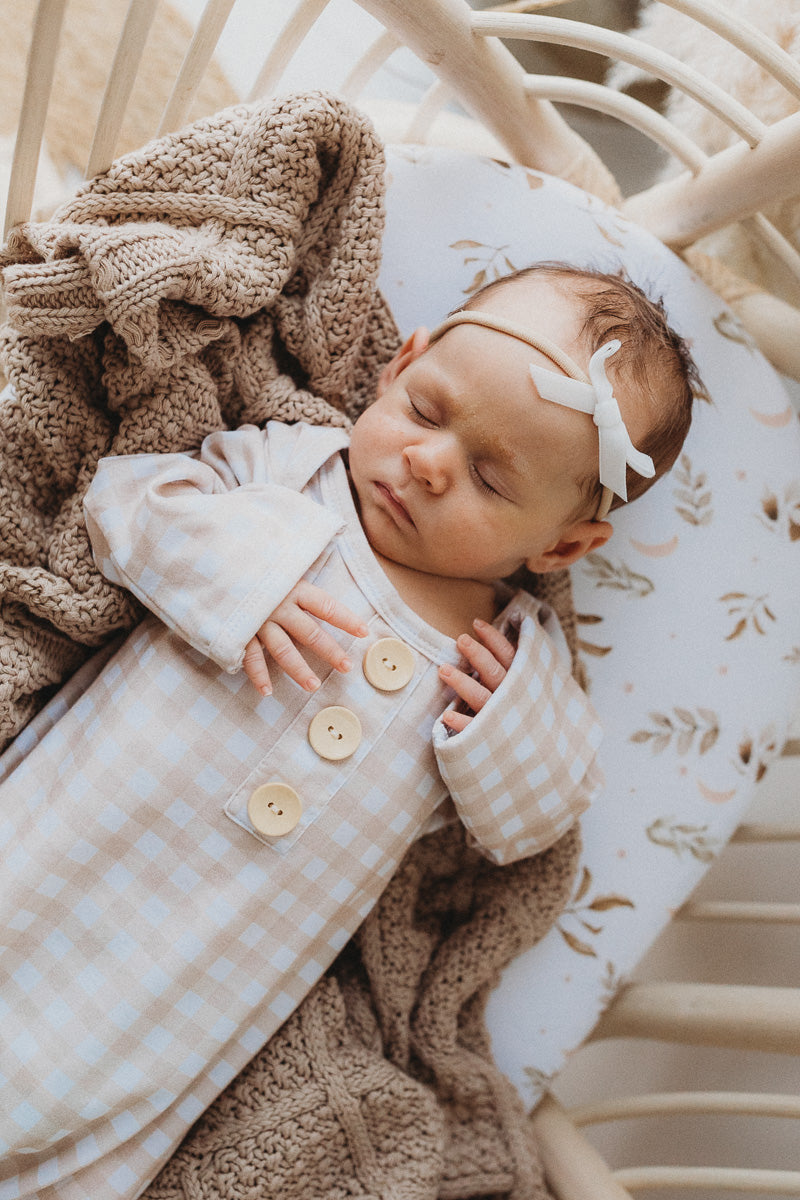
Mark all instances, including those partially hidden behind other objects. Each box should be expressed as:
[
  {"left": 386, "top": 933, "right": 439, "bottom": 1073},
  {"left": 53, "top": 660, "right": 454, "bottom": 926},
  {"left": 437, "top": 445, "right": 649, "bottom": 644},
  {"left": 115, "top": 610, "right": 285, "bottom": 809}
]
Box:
[
  {"left": 697, "top": 779, "right": 738, "bottom": 804},
  {"left": 749, "top": 406, "right": 794, "bottom": 427},
  {"left": 629, "top": 535, "right": 679, "bottom": 558}
]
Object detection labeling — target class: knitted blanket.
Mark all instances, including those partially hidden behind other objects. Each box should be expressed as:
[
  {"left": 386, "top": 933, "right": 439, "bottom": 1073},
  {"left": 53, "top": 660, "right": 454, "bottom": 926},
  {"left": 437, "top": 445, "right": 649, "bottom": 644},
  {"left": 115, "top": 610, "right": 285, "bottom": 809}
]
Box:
[
  {"left": 145, "top": 821, "right": 579, "bottom": 1200},
  {"left": 0, "top": 92, "right": 582, "bottom": 1197},
  {"left": 0, "top": 90, "right": 398, "bottom": 747}
]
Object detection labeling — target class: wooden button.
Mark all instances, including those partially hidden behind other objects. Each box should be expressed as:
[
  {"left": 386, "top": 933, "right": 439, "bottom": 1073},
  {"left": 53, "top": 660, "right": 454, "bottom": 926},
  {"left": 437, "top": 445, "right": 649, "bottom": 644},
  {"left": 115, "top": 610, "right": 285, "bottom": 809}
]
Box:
[
  {"left": 247, "top": 782, "right": 302, "bottom": 838},
  {"left": 308, "top": 706, "right": 362, "bottom": 761},
  {"left": 363, "top": 637, "right": 415, "bottom": 692}
]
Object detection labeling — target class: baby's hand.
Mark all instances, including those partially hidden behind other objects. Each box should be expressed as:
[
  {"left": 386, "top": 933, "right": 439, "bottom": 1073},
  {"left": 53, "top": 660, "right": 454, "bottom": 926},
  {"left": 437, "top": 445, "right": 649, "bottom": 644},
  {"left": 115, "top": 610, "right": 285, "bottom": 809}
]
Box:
[
  {"left": 438, "top": 618, "right": 516, "bottom": 733},
  {"left": 243, "top": 581, "right": 368, "bottom": 696}
]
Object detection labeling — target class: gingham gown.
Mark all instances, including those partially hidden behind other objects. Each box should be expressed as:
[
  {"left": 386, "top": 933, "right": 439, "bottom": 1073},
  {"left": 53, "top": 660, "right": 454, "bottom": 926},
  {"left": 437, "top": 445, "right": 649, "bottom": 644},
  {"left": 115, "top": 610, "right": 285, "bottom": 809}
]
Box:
[{"left": 0, "top": 422, "right": 602, "bottom": 1200}]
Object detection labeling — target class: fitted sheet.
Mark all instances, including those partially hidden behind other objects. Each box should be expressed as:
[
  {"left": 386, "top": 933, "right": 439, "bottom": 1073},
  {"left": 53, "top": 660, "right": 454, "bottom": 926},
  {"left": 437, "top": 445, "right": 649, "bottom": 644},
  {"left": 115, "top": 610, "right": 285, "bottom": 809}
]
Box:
[{"left": 378, "top": 144, "right": 800, "bottom": 1103}]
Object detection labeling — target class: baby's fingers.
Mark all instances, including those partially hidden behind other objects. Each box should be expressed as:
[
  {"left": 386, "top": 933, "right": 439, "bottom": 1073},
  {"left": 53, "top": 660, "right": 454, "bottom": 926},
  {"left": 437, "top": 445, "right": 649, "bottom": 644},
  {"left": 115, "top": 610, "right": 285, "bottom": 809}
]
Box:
[
  {"left": 259, "top": 621, "right": 322, "bottom": 693},
  {"left": 441, "top": 708, "right": 473, "bottom": 734},
  {"left": 470, "top": 618, "right": 516, "bottom": 670},
  {"left": 438, "top": 663, "right": 491, "bottom": 714},
  {"left": 454, "top": 631, "right": 507, "bottom": 694},
  {"left": 243, "top": 637, "right": 273, "bottom": 696},
  {"left": 294, "top": 582, "right": 369, "bottom": 639},
  {"left": 276, "top": 607, "right": 357, "bottom": 677}
]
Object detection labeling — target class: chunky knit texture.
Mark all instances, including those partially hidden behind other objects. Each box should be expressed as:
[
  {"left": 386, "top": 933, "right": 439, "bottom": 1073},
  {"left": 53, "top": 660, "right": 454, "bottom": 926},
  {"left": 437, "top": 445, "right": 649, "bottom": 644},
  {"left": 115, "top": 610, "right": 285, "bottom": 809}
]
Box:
[
  {"left": 0, "top": 92, "right": 584, "bottom": 1196},
  {"left": 144, "top": 820, "right": 580, "bottom": 1200},
  {"left": 0, "top": 91, "right": 398, "bottom": 746}
]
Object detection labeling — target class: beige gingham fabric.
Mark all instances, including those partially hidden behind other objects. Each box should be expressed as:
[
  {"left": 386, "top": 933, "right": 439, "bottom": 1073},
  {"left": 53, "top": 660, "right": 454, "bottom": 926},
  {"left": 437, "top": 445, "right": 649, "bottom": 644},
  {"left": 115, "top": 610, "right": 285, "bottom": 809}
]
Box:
[
  {"left": 0, "top": 423, "right": 601, "bottom": 1199},
  {"left": 84, "top": 421, "right": 353, "bottom": 674},
  {"left": 435, "top": 608, "right": 602, "bottom": 864}
]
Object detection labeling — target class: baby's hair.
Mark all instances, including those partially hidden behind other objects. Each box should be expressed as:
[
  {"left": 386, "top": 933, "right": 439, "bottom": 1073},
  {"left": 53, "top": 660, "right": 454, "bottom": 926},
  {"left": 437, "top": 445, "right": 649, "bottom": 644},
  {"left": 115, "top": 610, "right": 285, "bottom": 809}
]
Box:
[{"left": 462, "top": 262, "right": 702, "bottom": 515}]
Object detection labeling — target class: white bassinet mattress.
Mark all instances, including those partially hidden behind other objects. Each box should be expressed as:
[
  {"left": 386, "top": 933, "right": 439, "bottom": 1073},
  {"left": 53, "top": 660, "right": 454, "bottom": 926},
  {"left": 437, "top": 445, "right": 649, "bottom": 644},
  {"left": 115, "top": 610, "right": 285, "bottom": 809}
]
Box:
[{"left": 378, "top": 146, "right": 800, "bottom": 1102}]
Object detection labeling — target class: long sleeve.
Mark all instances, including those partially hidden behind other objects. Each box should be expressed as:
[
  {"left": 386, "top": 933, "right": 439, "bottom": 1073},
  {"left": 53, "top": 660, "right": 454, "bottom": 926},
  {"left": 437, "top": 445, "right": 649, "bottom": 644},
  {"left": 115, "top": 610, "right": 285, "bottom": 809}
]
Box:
[
  {"left": 83, "top": 422, "right": 350, "bottom": 671},
  {"left": 433, "top": 594, "right": 603, "bottom": 864}
]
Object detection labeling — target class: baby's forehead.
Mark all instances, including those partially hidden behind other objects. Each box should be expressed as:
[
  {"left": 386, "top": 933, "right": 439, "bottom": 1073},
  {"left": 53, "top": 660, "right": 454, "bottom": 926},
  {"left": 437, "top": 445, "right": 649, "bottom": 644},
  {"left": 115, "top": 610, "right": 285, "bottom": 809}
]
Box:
[
  {"left": 431, "top": 305, "right": 658, "bottom": 512},
  {"left": 440, "top": 349, "right": 598, "bottom": 472}
]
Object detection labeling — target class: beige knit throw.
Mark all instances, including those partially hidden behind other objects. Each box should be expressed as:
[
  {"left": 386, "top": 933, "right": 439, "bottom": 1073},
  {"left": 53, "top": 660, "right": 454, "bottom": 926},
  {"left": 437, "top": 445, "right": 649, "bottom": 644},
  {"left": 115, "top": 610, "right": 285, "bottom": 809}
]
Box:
[
  {"left": 0, "top": 92, "right": 583, "bottom": 1197},
  {"left": 144, "top": 821, "right": 579, "bottom": 1200},
  {"left": 0, "top": 90, "right": 398, "bottom": 747}
]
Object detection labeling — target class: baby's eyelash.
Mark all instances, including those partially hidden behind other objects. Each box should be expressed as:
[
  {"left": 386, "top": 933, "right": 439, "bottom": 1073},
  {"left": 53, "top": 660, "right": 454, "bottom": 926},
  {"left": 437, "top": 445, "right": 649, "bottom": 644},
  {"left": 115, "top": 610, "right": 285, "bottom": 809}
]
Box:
[
  {"left": 408, "top": 399, "right": 436, "bottom": 426},
  {"left": 407, "top": 399, "right": 501, "bottom": 498},
  {"left": 470, "top": 465, "right": 500, "bottom": 498}
]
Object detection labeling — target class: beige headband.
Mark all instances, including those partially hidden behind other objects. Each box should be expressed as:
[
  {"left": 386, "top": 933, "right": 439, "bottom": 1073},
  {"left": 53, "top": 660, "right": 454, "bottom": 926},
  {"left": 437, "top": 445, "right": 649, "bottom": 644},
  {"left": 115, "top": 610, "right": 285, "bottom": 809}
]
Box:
[
  {"left": 428, "top": 310, "right": 655, "bottom": 520},
  {"left": 429, "top": 311, "right": 589, "bottom": 383}
]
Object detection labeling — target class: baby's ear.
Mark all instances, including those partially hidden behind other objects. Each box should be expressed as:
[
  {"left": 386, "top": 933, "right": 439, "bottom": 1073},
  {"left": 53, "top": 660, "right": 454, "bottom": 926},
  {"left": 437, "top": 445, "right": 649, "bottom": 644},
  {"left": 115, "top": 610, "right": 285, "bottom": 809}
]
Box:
[
  {"left": 377, "top": 327, "right": 429, "bottom": 395},
  {"left": 526, "top": 518, "right": 613, "bottom": 573}
]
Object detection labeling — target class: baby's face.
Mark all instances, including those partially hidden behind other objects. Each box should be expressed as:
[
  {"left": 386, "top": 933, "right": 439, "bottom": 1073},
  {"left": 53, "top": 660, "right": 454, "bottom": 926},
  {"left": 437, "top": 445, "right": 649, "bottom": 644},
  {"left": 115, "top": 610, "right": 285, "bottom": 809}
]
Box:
[{"left": 348, "top": 277, "right": 617, "bottom": 581}]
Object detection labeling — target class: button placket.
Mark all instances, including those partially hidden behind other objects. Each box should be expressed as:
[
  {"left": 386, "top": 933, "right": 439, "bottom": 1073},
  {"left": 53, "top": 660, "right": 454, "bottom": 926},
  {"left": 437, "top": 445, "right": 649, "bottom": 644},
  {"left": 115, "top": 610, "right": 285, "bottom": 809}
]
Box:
[{"left": 226, "top": 630, "right": 423, "bottom": 851}]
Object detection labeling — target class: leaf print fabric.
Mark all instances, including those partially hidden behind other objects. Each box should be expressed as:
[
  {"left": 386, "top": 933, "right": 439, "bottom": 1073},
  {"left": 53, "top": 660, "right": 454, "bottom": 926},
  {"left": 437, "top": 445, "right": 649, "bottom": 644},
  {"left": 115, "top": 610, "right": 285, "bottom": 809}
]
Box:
[
  {"left": 582, "top": 553, "right": 654, "bottom": 597},
  {"left": 378, "top": 145, "right": 800, "bottom": 1104},
  {"left": 673, "top": 455, "right": 713, "bottom": 526},
  {"left": 720, "top": 593, "right": 777, "bottom": 640},
  {"left": 450, "top": 239, "right": 518, "bottom": 294},
  {"left": 647, "top": 817, "right": 721, "bottom": 862},
  {"left": 557, "top": 866, "right": 635, "bottom": 958},
  {"left": 760, "top": 482, "right": 800, "bottom": 540},
  {"left": 631, "top": 708, "right": 720, "bottom": 756}
]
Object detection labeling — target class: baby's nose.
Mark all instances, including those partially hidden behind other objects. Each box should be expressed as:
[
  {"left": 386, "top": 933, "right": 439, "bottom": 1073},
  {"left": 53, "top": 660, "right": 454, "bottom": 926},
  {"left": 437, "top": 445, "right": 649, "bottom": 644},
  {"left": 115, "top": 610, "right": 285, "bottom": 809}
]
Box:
[{"left": 406, "top": 439, "right": 452, "bottom": 492}]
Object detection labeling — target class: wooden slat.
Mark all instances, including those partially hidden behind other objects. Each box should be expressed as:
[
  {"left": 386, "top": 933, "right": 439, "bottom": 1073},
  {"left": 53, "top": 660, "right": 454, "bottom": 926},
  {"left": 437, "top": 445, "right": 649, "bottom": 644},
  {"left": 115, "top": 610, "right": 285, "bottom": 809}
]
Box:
[
  {"left": 340, "top": 29, "right": 400, "bottom": 100},
  {"left": 659, "top": 0, "right": 800, "bottom": 103},
  {"left": 530, "top": 1095, "right": 634, "bottom": 1200},
  {"left": 5, "top": 0, "right": 66, "bottom": 234},
  {"left": 158, "top": 0, "right": 237, "bottom": 136},
  {"left": 732, "top": 822, "right": 800, "bottom": 843},
  {"left": 622, "top": 110, "right": 800, "bottom": 247},
  {"left": 521, "top": 79, "right": 800, "bottom": 294},
  {"left": 742, "top": 216, "right": 800, "bottom": 290},
  {"left": 471, "top": 11, "right": 766, "bottom": 145},
  {"left": 594, "top": 983, "right": 800, "bottom": 1054},
  {"left": 522, "top": 75, "right": 706, "bottom": 170},
  {"left": 613, "top": 1165, "right": 800, "bottom": 1193},
  {"left": 357, "top": 0, "right": 621, "bottom": 202},
  {"left": 572, "top": 1091, "right": 800, "bottom": 1126},
  {"left": 402, "top": 81, "right": 454, "bottom": 144},
  {"left": 731, "top": 289, "right": 800, "bottom": 380},
  {"left": 676, "top": 900, "right": 800, "bottom": 924},
  {"left": 247, "top": 0, "right": 329, "bottom": 101},
  {"left": 85, "top": 0, "right": 159, "bottom": 180}
]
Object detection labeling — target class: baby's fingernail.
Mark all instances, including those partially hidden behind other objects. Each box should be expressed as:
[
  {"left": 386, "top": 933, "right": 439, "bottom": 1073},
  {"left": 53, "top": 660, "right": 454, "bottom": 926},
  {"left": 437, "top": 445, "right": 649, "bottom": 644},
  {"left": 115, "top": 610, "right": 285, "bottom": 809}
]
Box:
[
  {"left": 473, "top": 618, "right": 488, "bottom": 630},
  {"left": 356, "top": 623, "right": 369, "bottom": 637},
  {"left": 339, "top": 657, "right": 353, "bottom": 672},
  {"left": 439, "top": 664, "right": 452, "bottom": 678},
  {"left": 260, "top": 684, "right": 272, "bottom": 697},
  {"left": 305, "top": 676, "right": 321, "bottom": 691},
  {"left": 457, "top": 634, "right": 472, "bottom": 649}
]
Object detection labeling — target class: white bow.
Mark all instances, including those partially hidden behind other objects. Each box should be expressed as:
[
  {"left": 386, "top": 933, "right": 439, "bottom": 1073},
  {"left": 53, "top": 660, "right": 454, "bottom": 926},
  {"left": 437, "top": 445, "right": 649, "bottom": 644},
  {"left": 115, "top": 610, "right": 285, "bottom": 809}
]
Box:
[{"left": 529, "top": 339, "right": 654, "bottom": 503}]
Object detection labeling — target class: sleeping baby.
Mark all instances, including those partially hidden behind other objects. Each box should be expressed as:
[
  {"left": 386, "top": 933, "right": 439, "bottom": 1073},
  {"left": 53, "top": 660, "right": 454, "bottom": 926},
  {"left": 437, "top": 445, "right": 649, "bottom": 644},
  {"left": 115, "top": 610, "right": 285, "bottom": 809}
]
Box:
[{"left": 0, "top": 262, "right": 697, "bottom": 1199}]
